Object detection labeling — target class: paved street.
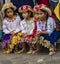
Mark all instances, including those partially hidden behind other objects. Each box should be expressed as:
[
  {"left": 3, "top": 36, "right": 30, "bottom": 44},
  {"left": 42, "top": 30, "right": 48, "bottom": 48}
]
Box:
[{"left": 0, "top": 50, "right": 60, "bottom": 64}]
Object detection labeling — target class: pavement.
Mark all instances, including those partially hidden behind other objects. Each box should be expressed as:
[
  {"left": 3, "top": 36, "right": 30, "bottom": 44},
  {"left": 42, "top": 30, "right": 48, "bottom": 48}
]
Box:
[
  {"left": 0, "top": 49, "right": 60, "bottom": 64},
  {"left": 0, "top": 41, "right": 60, "bottom": 64},
  {"left": 0, "top": 37, "right": 60, "bottom": 64}
]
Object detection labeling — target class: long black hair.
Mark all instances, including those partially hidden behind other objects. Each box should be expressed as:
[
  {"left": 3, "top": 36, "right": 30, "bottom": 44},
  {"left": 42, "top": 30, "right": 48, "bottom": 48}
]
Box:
[
  {"left": 40, "top": 9, "right": 49, "bottom": 20},
  {"left": 27, "top": 10, "right": 33, "bottom": 17}
]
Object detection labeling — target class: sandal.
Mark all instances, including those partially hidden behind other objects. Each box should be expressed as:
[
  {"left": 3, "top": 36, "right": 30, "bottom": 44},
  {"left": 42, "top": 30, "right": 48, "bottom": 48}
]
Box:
[
  {"left": 32, "top": 50, "right": 38, "bottom": 54},
  {"left": 49, "top": 51, "right": 56, "bottom": 56},
  {"left": 17, "top": 49, "right": 24, "bottom": 54},
  {"left": 27, "top": 50, "right": 33, "bottom": 54}
]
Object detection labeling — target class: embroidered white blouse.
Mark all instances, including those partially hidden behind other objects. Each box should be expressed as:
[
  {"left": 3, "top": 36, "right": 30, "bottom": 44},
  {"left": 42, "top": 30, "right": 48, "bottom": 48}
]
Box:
[
  {"left": 37, "top": 17, "right": 56, "bottom": 35},
  {"left": 3, "top": 15, "right": 21, "bottom": 34},
  {"left": 20, "top": 18, "right": 34, "bottom": 35}
]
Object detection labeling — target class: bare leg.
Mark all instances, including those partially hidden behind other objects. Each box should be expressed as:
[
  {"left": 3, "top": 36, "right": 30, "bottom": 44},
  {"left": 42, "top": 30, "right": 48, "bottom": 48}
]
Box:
[
  {"left": 17, "top": 43, "right": 25, "bottom": 54},
  {"left": 49, "top": 45, "right": 56, "bottom": 56},
  {"left": 32, "top": 43, "right": 40, "bottom": 54},
  {"left": 27, "top": 44, "right": 33, "bottom": 54}
]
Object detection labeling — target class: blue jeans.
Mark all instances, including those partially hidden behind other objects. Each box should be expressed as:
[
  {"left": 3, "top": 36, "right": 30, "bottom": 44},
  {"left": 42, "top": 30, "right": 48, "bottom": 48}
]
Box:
[{"left": 41, "top": 30, "right": 60, "bottom": 45}]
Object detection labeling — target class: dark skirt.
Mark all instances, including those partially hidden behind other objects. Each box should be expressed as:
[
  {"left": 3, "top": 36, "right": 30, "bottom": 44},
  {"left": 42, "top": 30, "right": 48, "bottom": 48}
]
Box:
[{"left": 2, "top": 34, "right": 12, "bottom": 49}]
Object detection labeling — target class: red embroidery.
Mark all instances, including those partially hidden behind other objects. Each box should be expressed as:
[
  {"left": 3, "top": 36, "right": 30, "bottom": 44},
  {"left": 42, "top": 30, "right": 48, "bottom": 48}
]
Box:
[{"left": 32, "top": 20, "right": 37, "bottom": 37}]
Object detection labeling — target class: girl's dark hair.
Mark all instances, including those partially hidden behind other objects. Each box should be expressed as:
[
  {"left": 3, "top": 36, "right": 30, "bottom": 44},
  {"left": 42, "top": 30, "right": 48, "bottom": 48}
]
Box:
[
  {"left": 4, "top": 7, "right": 17, "bottom": 17},
  {"left": 40, "top": 9, "right": 49, "bottom": 20},
  {"left": 27, "top": 10, "right": 33, "bottom": 17}
]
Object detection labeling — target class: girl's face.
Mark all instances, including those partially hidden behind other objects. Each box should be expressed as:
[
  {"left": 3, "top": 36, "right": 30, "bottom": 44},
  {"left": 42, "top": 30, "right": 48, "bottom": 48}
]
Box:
[
  {"left": 34, "top": 12, "right": 40, "bottom": 21},
  {"left": 38, "top": 10, "right": 47, "bottom": 21},
  {"left": 22, "top": 11, "right": 29, "bottom": 19},
  {"left": 5, "top": 8, "right": 14, "bottom": 18}
]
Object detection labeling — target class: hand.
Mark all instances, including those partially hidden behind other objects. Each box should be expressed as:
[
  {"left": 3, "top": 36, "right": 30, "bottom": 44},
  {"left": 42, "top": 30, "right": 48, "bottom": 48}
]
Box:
[
  {"left": 10, "top": 31, "right": 15, "bottom": 35},
  {"left": 56, "top": 28, "right": 59, "bottom": 31},
  {"left": 24, "top": 33, "right": 28, "bottom": 37},
  {"left": 36, "top": 31, "right": 41, "bottom": 35},
  {"left": 22, "top": 33, "right": 28, "bottom": 37}
]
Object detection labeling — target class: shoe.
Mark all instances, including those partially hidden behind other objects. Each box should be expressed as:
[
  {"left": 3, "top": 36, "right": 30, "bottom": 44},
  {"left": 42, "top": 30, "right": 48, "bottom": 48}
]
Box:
[
  {"left": 32, "top": 50, "right": 37, "bottom": 54},
  {"left": 3, "top": 50, "right": 7, "bottom": 54},
  {"left": 27, "top": 50, "right": 33, "bottom": 54},
  {"left": 39, "top": 36, "right": 44, "bottom": 44},
  {"left": 49, "top": 51, "right": 56, "bottom": 56},
  {"left": 6, "top": 50, "right": 10, "bottom": 54},
  {"left": 17, "top": 49, "right": 24, "bottom": 54},
  {"left": 5, "top": 49, "right": 13, "bottom": 54}
]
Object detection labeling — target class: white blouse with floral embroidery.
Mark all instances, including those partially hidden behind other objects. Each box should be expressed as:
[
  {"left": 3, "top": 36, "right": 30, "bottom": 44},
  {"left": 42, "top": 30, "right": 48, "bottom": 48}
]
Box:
[
  {"left": 20, "top": 18, "right": 34, "bottom": 35},
  {"left": 3, "top": 15, "right": 21, "bottom": 34},
  {"left": 37, "top": 17, "right": 56, "bottom": 35}
]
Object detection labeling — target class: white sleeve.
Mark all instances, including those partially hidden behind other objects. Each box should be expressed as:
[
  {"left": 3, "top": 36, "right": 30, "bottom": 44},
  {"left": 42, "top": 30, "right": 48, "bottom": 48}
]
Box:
[
  {"left": 29, "top": 29, "right": 34, "bottom": 35},
  {"left": 20, "top": 21, "right": 26, "bottom": 33},
  {"left": 14, "top": 23, "right": 21, "bottom": 33},
  {"left": 3, "top": 20, "right": 10, "bottom": 34},
  {"left": 46, "top": 17, "right": 56, "bottom": 35},
  {"left": 28, "top": 23, "right": 34, "bottom": 35},
  {"left": 14, "top": 16, "right": 21, "bottom": 33},
  {"left": 37, "top": 22, "right": 42, "bottom": 32}
]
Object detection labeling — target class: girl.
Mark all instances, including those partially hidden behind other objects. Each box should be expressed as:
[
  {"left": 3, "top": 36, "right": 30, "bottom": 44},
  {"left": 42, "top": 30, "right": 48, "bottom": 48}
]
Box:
[
  {"left": 11, "top": 0, "right": 34, "bottom": 19},
  {"left": 28, "top": 5, "right": 45, "bottom": 54},
  {"left": 2, "top": 2, "right": 21, "bottom": 53},
  {"left": 35, "top": 4, "right": 60, "bottom": 55},
  {"left": 18, "top": 5, "right": 37, "bottom": 54},
  {"left": 36, "top": 0, "right": 57, "bottom": 21}
]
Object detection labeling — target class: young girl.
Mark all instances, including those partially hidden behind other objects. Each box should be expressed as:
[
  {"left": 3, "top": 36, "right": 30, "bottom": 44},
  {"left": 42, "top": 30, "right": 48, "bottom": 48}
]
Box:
[
  {"left": 35, "top": 4, "right": 60, "bottom": 55},
  {"left": 11, "top": 0, "right": 34, "bottom": 19},
  {"left": 29, "top": 5, "right": 45, "bottom": 54},
  {"left": 18, "top": 5, "right": 37, "bottom": 54},
  {"left": 2, "top": 2, "right": 21, "bottom": 53}
]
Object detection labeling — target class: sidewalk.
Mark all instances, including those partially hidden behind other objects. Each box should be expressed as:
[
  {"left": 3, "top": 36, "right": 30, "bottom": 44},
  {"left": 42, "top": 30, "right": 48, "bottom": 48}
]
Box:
[{"left": 0, "top": 50, "right": 60, "bottom": 64}]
